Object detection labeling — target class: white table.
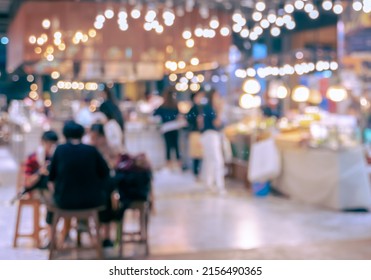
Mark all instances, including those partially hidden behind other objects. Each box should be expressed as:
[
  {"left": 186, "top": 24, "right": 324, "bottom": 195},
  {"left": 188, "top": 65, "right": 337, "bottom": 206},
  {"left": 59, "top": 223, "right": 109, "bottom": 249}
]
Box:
[{"left": 274, "top": 146, "right": 371, "bottom": 211}]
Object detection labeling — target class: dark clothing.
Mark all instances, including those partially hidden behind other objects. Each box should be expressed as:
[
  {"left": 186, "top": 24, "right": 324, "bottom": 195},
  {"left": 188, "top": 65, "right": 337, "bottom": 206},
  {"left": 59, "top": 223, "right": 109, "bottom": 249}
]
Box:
[
  {"left": 185, "top": 105, "right": 203, "bottom": 132},
  {"left": 164, "top": 130, "right": 180, "bottom": 160},
  {"left": 154, "top": 106, "right": 179, "bottom": 123},
  {"left": 48, "top": 142, "right": 110, "bottom": 210},
  {"left": 100, "top": 100, "right": 124, "bottom": 131},
  {"left": 201, "top": 105, "right": 218, "bottom": 132},
  {"left": 192, "top": 159, "right": 201, "bottom": 176}
]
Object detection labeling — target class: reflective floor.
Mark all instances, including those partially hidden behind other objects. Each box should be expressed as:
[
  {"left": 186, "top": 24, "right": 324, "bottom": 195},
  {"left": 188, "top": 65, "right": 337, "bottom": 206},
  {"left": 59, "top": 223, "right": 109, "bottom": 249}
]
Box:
[{"left": 1, "top": 146, "right": 371, "bottom": 260}]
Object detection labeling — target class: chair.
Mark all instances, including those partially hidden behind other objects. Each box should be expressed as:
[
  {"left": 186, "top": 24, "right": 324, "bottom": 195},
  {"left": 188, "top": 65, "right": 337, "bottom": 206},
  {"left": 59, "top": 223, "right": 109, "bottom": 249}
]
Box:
[
  {"left": 13, "top": 162, "right": 45, "bottom": 248},
  {"left": 117, "top": 200, "right": 150, "bottom": 258},
  {"left": 47, "top": 205, "right": 104, "bottom": 260}
]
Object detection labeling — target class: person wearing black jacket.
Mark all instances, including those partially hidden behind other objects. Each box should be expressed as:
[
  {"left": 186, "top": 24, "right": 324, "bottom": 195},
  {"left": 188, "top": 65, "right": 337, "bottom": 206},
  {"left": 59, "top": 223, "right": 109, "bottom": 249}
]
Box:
[
  {"left": 46, "top": 121, "right": 112, "bottom": 247},
  {"left": 99, "top": 85, "right": 125, "bottom": 131}
]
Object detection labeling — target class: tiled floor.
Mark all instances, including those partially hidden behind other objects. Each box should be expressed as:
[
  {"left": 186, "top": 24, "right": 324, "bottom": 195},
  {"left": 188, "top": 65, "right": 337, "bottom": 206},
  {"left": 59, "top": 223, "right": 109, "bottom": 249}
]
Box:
[{"left": 1, "top": 146, "right": 371, "bottom": 260}]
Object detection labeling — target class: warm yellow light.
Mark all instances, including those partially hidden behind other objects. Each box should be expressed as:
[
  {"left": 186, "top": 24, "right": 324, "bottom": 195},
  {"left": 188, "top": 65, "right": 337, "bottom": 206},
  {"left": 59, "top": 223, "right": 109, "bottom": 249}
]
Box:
[
  {"left": 277, "top": 85, "right": 289, "bottom": 99},
  {"left": 34, "top": 47, "right": 42, "bottom": 54},
  {"left": 29, "top": 91, "right": 39, "bottom": 100},
  {"left": 54, "top": 31, "right": 62, "bottom": 39},
  {"left": 178, "top": 61, "right": 186, "bottom": 69},
  {"left": 72, "top": 82, "right": 79, "bottom": 90},
  {"left": 242, "top": 78, "right": 261, "bottom": 94},
  {"left": 185, "top": 71, "right": 194, "bottom": 80},
  {"left": 41, "top": 34, "right": 48, "bottom": 41},
  {"left": 190, "top": 57, "right": 199, "bottom": 66},
  {"left": 89, "top": 105, "right": 97, "bottom": 112},
  {"left": 54, "top": 39, "right": 62, "bottom": 46},
  {"left": 75, "top": 32, "right": 83, "bottom": 41},
  {"left": 30, "top": 84, "right": 38, "bottom": 91},
  {"left": 82, "top": 35, "right": 89, "bottom": 43},
  {"left": 326, "top": 85, "right": 348, "bottom": 102},
  {"left": 51, "top": 71, "right": 60, "bottom": 79},
  {"left": 197, "top": 74, "right": 205, "bottom": 83},
  {"left": 85, "top": 82, "right": 98, "bottom": 91},
  {"left": 29, "top": 36, "right": 37, "bottom": 44},
  {"left": 239, "top": 93, "right": 254, "bottom": 109},
  {"left": 72, "top": 37, "right": 80, "bottom": 45},
  {"left": 165, "top": 61, "right": 172, "bottom": 69},
  {"left": 46, "top": 46, "right": 54, "bottom": 54},
  {"left": 78, "top": 82, "right": 85, "bottom": 90},
  {"left": 88, "top": 29, "right": 97, "bottom": 38},
  {"left": 166, "top": 45, "right": 173, "bottom": 53},
  {"left": 292, "top": 85, "right": 310, "bottom": 102},
  {"left": 308, "top": 89, "right": 323, "bottom": 105},
  {"left": 190, "top": 83, "right": 200, "bottom": 92},
  {"left": 42, "top": 19, "right": 51, "bottom": 29},
  {"left": 58, "top": 43, "right": 66, "bottom": 51},
  {"left": 65, "top": 82, "right": 72, "bottom": 89},
  {"left": 44, "top": 99, "right": 52, "bottom": 107},
  {"left": 186, "top": 39, "right": 195, "bottom": 48},
  {"left": 169, "top": 73, "right": 177, "bottom": 82}
]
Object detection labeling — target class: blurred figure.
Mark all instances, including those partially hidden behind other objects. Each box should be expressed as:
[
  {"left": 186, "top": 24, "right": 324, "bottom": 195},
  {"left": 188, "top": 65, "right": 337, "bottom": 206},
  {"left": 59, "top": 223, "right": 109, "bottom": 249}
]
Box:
[
  {"left": 154, "top": 87, "right": 182, "bottom": 171},
  {"left": 99, "top": 85, "right": 124, "bottom": 131},
  {"left": 24, "top": 130, "right": 59, "bottom": 200},
  {"left": 200, "top": 89, "right": 226, "bottom": 194},
  {"left": 46, "top": 121, "right": 112, "bottom": 246},
  {"left": 185, "top": 90, "right": 206, "bottom": 180},
  {"left": 75, "top": 98, "right": 94, "bottom": 129}
]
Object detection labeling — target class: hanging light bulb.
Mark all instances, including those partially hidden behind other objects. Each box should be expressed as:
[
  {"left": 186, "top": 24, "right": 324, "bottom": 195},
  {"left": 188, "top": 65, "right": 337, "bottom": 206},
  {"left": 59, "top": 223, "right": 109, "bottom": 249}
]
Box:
[
  {"left": 309, "top": 10, "right": 319, "bottom": 19},
  {"left": 252, "top": 11, "right": 263, "bottom": 22},
  {"left": 232, "top": 9, "right": 243, "bottom": 22},
  {"left": 294, "top": 0, "right": 305, "bottom": 10},
  {"left": 42, "top": 19, "right": 51, "bottom": 29},
  {"left": 240, "top": 28, "right": 250, "bottom": 38},
  {"left": 304, "top": 1, "right": 314, "bottom": 13},
  {"left": 333, "top": 1, "right": 344, "bottom": 14},
  {"left": 209, "top": 16, "right": 220, "bottom": 29},
  {"left": 322, "top": 0, "right": 333, "bottom": 11},
  {"left": 239, "top": 93, "right": 254, "bottom": 109},
  {"left": 145, "top": 8, "right": 157, "bottom": 22},
  {"left": 352, "top": 0, "right": 363, "bottom": 11},
  {"left": 277, "top": 85, "right": 289, "bottom": 99},
  {"left": 292, "top": 85, "right": 310, "bottom": 102},
  {"left": 284, "top": 1, "right": 295, "bottom": 13},
  {"left": 267, "top": 10, "right": 277, "bottom": 23},
  {"left": 308, "top": 89, "right": 323, "bottom": 105},
  {"left": 104, "top": 6, "right": 115, "bottom": 19},
  {"left": 220, "top": 26, "right": 230, "bottom": 36},
  {"left": 182, "top": 29, "right": 192, "bottom": 40},
  {"left": 255, "top": 1, "right": 266, "bottom": 12},
  {"left": 271, "top": 26, "right": 281, "bottom": 36},
  {"left": 326, "top": 85, "right": 348, "bottom": 102},
  {"left": 131, "top": 5, "right": 142, "bottom": 19},
  {"left": 195, "top": 25, "right": 204, "bottom": 37},
  {"left": 242, "top": 78, "right": 261, "bottom": 94},
  {"left": 260, "top": 19, "right": 270, "bottom": 29}
]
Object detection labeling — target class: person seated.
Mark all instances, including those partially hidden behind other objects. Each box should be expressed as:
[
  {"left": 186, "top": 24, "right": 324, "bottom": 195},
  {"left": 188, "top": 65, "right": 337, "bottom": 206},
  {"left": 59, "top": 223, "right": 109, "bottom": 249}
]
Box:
[
  {"left": 23, "top": 130, "right": 59, "bottom": 200},
  {"left": 46, "top": 121, "right": 112, "bottom": 247}
]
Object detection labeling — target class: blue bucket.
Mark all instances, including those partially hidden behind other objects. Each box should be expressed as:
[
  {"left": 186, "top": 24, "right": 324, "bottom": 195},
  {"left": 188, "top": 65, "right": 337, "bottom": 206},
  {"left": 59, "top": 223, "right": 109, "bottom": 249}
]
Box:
[{"left": 252, "top": 181, "right": 270, "bottom": 197}]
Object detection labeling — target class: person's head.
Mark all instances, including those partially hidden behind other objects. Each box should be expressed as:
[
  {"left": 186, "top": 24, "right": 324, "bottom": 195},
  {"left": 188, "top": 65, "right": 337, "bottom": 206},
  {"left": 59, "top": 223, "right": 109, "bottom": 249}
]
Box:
[
  {"left": 102, "top": 84, "right": 116, "bottom": 102},
  {"left": 162, "top": 86, "right": 178, "bottom": 109},
  {"left": 41, "top": 130, "right": 59, "bottom": 155},
  {"left": 89, "top": 123, "right": 105, "bottom": 146},
  {"left": 63, "top": 120, "right": 85, "bottom": 141}
]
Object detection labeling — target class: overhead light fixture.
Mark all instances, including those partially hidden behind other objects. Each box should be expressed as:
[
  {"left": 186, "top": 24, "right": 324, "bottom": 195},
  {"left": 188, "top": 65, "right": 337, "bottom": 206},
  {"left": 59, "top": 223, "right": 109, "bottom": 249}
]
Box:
[
  {"left": 333, "top": 1, "right": 344, "bottom": 14},
  {"left": 326, "top": 85, "right": 348, "bottom": 102},
  {"left": 322, "top": 0, "right": 333, "bottom": 11},
  {"left": 242, "top": 78, "right": 261, "bottom": 94},
  {"left": 292, "top": 85, "right": 310, "bottom": 102}
]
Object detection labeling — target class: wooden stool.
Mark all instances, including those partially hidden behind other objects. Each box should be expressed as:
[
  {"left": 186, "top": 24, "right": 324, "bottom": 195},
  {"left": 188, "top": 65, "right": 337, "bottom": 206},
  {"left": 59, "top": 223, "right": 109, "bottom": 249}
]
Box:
[
  {"left": 48, "top": 205, "right": 104, "bottom": 260},
  {"left": 117, "top": 201, "right": 150, "bottom": 258},
  {"left": 13, "top": 198, "right": 43, "bottom": 248}
]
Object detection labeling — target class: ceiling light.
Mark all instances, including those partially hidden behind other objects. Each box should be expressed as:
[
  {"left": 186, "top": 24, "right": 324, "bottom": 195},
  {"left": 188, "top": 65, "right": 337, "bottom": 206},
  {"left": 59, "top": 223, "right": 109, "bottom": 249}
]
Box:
[
  {"left": 256, "top": 1, "right": 266, "bottom": 12},
  {"left": 322, "top": 0, "right": 333, "bottom": 11},
  {"left": 42, "top": 19, "right": 51, "bottom": 29}
]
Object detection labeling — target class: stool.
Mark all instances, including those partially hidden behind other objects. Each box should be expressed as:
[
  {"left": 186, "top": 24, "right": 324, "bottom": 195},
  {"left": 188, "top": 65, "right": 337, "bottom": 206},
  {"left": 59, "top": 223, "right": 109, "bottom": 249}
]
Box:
[
  {"left": 48, "top": 206, "right": 104, "bottom": 260},
  {"left": 13, "top": 198, "right": 43, "bottom": 248},
  {"left": 117, "top": 201, "right": 150, "bottom": 258}
]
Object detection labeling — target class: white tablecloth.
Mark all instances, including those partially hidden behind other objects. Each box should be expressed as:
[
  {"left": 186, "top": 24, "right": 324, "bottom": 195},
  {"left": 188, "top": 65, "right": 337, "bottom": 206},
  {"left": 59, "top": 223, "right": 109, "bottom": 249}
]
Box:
[{"left": 274, "top": 146, "right": 371, "bottom": 210}]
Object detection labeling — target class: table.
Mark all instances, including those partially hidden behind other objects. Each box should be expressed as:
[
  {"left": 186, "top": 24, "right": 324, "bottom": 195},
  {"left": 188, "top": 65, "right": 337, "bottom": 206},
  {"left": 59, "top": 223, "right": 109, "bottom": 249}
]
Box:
[{"left": 274, "top": 145, "right": 371, "bottom": 211}]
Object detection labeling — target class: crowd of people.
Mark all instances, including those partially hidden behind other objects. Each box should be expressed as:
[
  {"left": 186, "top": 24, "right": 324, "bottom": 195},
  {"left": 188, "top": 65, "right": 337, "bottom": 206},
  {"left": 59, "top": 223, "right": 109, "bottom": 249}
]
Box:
[
  {"left": 21, "top": 84, "right": 230, "bottom": 250},
  {"left": 154, "top": 86, "right": 229, "bottom": 195}
]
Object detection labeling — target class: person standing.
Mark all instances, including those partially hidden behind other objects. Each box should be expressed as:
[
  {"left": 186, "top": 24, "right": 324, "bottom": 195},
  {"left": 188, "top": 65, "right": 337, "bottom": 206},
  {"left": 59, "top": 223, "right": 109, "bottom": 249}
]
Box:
[
  {"left": 200, "top": 89, "right": 226, "bottom": 194},
  {"left": 154, "top": 87, "right": 182, "bottom": 171},
  {"left": 185, "top": 90, "right": 205, "bottom": 181},
  {"left": 99, "top": 85, "right": 125, "bottom": 131}
]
